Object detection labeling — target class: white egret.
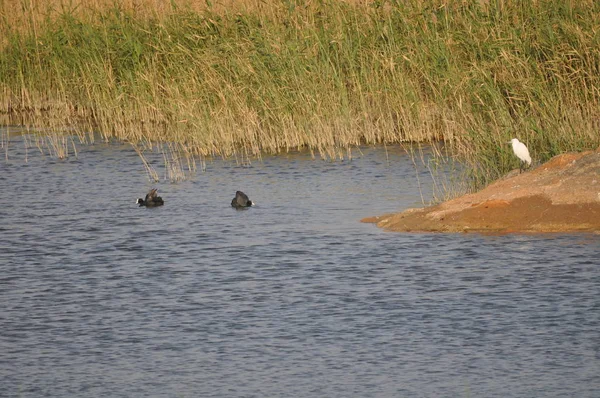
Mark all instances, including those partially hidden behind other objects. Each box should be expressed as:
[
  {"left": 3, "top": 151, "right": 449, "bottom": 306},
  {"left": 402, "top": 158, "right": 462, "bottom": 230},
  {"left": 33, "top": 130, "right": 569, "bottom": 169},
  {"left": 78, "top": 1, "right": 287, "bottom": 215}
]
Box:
[{"left": 507, "top": 138, "right": 531, "bottom": 173}]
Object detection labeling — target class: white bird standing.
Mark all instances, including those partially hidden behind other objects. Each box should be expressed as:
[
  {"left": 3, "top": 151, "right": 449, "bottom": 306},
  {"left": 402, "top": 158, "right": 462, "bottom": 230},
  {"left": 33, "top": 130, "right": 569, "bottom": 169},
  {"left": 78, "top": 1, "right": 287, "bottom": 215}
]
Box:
[{"left": 507, "top": 138, "right": 531, "bottom": 173}]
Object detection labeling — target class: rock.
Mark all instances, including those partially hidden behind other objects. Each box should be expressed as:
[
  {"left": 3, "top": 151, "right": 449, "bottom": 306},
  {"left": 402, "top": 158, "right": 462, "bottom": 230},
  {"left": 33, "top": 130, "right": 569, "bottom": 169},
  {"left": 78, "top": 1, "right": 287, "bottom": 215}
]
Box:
[{"left": 362, "top": 149, "right": 600, "bottom": 233}]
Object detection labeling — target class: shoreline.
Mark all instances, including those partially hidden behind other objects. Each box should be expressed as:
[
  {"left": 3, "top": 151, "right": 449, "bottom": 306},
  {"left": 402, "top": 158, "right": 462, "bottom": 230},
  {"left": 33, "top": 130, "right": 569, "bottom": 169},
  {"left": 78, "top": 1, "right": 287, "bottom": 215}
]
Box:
[{"left": 362, "top": 149, "right": 600, "bottom": 234}]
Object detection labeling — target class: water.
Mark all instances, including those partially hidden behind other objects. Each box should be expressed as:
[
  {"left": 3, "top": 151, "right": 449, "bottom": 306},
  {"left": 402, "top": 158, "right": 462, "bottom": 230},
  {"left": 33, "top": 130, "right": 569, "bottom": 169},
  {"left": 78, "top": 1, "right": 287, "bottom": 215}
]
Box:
[{"left": 1, "top": 135, "right": 599, "bottom": 398}]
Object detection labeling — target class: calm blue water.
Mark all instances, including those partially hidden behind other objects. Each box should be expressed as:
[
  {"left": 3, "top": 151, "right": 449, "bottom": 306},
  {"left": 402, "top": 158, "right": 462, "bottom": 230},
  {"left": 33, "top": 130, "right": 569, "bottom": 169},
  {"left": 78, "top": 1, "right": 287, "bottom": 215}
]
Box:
[{"left": 1, "top": 134, "right": 599, "bottom": 397}]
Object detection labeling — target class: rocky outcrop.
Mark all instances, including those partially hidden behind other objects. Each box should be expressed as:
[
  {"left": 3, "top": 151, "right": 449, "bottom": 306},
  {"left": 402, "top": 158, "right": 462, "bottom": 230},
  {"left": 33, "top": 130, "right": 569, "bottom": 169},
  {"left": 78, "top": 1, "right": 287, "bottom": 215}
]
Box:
[{"left": 362, "top": 149, "right": 600, "bottom": 233}]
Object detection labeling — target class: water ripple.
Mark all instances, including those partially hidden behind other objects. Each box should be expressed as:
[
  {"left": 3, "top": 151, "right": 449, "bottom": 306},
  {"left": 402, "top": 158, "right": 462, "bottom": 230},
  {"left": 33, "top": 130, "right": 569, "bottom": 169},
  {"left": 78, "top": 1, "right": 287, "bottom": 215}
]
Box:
[{"left": 0, "top": 137, "right": 599, "bottom": 397}]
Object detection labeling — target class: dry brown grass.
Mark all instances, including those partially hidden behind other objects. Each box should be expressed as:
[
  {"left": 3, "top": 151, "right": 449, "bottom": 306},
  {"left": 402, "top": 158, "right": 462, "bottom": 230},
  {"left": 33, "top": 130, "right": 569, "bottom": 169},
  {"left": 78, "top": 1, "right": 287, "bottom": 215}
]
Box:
[{"left": 1, "top": 0, "right": 599, "bottom": 184}]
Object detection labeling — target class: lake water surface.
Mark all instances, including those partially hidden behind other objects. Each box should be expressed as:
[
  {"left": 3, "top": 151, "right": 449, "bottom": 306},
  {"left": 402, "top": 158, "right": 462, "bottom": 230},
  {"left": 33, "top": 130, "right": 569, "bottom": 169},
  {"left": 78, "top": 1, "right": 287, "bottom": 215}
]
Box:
[{"left": 1, "top": 134, "right": 599, "bottom": 397}]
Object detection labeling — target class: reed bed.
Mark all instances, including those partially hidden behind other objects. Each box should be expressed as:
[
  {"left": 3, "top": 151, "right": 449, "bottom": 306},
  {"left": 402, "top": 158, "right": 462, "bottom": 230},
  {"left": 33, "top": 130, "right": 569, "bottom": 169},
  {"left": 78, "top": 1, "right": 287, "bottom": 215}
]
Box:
[{"left": 1, "top": 0, "right": 599, "bottom": 186}]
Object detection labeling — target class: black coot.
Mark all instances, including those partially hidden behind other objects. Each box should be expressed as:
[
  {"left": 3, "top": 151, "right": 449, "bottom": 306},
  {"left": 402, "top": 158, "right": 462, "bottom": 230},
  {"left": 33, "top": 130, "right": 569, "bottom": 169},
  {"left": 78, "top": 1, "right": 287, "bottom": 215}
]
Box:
[
  {"left": 137, "top": 188, "right": 164, "bottom": 207},
  {"left": 231, "top": 191, "right": 253, "bottom": 208}
]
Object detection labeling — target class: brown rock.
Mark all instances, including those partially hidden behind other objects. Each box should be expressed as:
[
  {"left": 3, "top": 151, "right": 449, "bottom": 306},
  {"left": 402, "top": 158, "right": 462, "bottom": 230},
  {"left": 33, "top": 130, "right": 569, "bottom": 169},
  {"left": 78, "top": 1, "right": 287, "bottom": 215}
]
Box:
[{"left": 362, "top": 149, "right": 600, "bottom": 233}]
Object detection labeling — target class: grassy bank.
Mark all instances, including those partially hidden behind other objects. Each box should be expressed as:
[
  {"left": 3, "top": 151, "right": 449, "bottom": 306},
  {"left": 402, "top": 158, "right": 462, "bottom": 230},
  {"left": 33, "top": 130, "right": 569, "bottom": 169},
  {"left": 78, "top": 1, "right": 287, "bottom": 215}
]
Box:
[{"left": 1, "top": 0, "right": 599, "bottom": 184}]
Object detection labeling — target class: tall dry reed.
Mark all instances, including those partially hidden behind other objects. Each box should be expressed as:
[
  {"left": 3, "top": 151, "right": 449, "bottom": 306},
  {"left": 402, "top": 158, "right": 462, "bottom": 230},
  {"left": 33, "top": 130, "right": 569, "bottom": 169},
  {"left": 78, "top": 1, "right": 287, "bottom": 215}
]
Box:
[{"left": 1, "top": 0, "right": 599, "bottom": 185}]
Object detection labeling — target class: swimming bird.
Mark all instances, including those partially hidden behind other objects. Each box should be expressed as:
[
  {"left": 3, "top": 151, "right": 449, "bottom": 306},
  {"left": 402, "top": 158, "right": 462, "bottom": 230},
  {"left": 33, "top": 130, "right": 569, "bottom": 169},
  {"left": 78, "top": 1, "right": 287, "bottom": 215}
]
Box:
[
  {"left": 136, "top": 188, "right": 164, "bottom": 207},
  {"left": 231, "top": 191, "right": 253, "bottom": 208},
  {"left": 507, "top": 138, "right": 532, "bottom": 173}
]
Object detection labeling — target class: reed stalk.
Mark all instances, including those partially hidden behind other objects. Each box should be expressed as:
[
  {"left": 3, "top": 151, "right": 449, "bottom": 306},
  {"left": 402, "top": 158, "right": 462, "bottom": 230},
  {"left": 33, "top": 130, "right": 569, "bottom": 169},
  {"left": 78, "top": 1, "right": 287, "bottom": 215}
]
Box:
[{"left": 1, "top": 0, "right": 599, "bottom": 186}]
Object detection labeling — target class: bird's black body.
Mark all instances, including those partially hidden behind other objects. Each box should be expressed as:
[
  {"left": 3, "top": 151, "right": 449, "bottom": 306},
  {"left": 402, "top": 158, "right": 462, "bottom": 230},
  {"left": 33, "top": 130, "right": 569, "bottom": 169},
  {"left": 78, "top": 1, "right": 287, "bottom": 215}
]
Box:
[
  {"left": 231, "top": 191, "right": 253, "bottom": 208},
  {"left": 137, "top": 188, "right": 164, "bottom": 207}
]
